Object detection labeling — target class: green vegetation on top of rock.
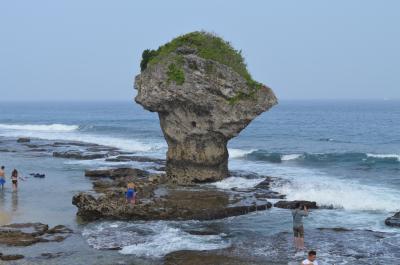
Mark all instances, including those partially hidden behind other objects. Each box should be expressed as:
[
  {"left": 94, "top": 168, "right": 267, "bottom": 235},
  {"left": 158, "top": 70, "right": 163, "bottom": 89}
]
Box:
[
  {"left": 167, "top": 63, "right": 185, "bottom": 85},
  {"left": 140, "top": 31, "right": 262, "bottom": 91},
  {"left": 140, "top": 49, "right": 158, "bottom": 71}
]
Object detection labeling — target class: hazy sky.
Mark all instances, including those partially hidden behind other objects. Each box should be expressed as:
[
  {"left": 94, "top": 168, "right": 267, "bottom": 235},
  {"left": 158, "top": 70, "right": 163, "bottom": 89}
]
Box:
[{"left": 1, "top": 0, "right": 399, "bottom": 101}]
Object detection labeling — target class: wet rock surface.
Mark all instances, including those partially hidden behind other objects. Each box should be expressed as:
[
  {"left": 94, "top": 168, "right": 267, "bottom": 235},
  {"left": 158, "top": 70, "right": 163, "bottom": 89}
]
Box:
[
  {"left": 73, "top": 185, "right": 272, "bottom": 222},
  {"left": 105, "top": 155, "right": 165, "bottom": 164},
  {"left": 53, "top": 151, "right": 109, "bottom": 160},
  {"left": 0, "top": 253, "right": 25, "bottom": 261},
  {"left": 17, "top": 137, "right": 30, "bottom": 143},
  {"left": 39, "top": 252, "right": 68, "bottom": 260},
  {"left": 0, "top": 223, "right": 72, "bottom": 247},
  {"left": 229, "top": 176, "right": 286, "bottom": 200},
  {"left": 164, "top": 250, "right": 267, "bottom": 265},
  {"left": 73, "top": 168, "right": 274, "bottom": 222},
  {"left": 85, "top": 168, "right": 149, "bottom": 179},
  {"left": 274, "top": 200, "right": 318, "bottom": 209},
  {"left": 385, "top": 212, "right": 400, "bottom": 227}
]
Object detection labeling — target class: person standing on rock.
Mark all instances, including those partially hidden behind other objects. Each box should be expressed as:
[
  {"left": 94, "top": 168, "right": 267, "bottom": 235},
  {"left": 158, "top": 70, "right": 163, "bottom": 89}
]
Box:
[
  {"left": 0, "top": 166, "right": 5, "bottom": 190},
  {"left": 125, "top": 182, "right": 137, "bottom": 204},
  {"left": 292, "top": 202, "right": 308, "bottom": 251}
]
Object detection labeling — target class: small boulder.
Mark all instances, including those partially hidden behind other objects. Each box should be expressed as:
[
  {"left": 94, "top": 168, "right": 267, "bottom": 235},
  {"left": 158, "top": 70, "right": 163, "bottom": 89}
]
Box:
[
  {"left": 17, "top": 137, "right": 30, "bottom": 143},
  {"left": 254, "top": 178, "right": 272, "bottom": 190},
  {"left": 385, "top": 212, "right": 400, "bottom": 227}
]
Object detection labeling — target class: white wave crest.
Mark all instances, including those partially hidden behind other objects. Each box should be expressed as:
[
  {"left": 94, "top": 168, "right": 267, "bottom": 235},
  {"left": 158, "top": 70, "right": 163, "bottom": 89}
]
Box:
[
  {"left": 0, "top": 123, "right": 79, "bottom": 132},
  {"left": 212, "top": 176, "right": 264, "bottom": 190},
  {"left": 0, "top": 125, "right": 166, "bottom": 153},
  {"left": 229, "top": 159, "right": 400, "bottom": 212},
  {"left": 228, "top": 148, "right": 256, "bottom": 159},
  {"left": 83, "top": 221, "right": 229, "bottom": 258},
  {"left": 276, "top": 177, "right": 400, "bottom": 211},
  {"left": 120, "top": 226, "right": 228, "bottom": 257},
  {"left": 281, "top": 154, "right": 302, "bottom": 161},
  {"left": 367, "top": 153, "right": 400, "bottom": 161}
]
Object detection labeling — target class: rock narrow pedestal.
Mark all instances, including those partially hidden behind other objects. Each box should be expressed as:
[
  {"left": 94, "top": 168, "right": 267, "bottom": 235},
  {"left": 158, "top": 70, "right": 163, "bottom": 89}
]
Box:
[{"left": 135, "top": 32, "right": 277, "bottom": 184}]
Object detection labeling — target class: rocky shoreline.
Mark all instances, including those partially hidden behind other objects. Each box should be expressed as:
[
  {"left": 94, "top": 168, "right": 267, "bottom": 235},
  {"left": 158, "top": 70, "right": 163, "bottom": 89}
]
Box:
[
  {"left": 5, "top": 137, "right": 326, "bottom": 225},
  {"left": 0, "top": 222, "right": 72, "bottom": 261},
  {"left": 1, "top": 136, "right": 398, "bottom": 264},
  {"left": 73, "top": 166, "right": 276, "bottom": 222}
]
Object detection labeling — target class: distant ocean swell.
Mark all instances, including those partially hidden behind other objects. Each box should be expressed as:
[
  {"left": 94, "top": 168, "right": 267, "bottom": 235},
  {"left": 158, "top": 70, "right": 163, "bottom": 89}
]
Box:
[
  {"left": 234, "top": 150, "right": 400, "bottom": 164},
  {"left": 1, "top": 123, "right": 399, "bottom": 166}
]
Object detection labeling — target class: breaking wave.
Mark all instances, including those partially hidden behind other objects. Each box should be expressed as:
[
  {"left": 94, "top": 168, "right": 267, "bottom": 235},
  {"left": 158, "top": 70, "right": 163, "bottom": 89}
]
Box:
[
  {"left": 229, "top": 159, "right": 400, "bottom": 212},
  {"left": 228, "top": 148, "right": 256, "bottom": 158},
  {"left": 82, "top": 221, "right": 230, "bottom": 258},
  {"left": 0, "top": 123, "right": 166, "bottom": 153},
  {"left": 212, "top": 176, "right": 265, "bottom": 190}
]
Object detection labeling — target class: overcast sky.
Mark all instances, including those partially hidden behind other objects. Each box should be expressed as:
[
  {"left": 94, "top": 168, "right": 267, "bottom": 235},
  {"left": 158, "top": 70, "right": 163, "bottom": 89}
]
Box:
[{"left": 0, "top": 0, "right": 399, "bottom": 101}]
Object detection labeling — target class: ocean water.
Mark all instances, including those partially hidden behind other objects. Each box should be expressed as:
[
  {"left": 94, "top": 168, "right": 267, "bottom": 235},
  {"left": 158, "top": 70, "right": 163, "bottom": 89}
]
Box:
[{"left": 0, "top": 100, "right": 399, "bottom": 264}]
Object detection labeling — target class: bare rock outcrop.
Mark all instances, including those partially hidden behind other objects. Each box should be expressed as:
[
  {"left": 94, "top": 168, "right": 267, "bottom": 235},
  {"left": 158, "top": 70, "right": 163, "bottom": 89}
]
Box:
[
  {"left": 274, "top": 200, "right": 318, "bottom": 209},
  {"left": 0, "top": 223, "right": 72, "bottom": 247},
  {"left": 135, "top": 31, "right": 277, "bottom": 184},
  {"left": 385, "top": 212, "right": 400, "bottom": 227}
]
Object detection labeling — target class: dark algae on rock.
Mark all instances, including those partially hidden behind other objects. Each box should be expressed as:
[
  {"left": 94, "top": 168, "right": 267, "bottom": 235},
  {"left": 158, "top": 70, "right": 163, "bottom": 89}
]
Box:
[{"left": 135, "top": 31, "right": 277, "bottom": 184}]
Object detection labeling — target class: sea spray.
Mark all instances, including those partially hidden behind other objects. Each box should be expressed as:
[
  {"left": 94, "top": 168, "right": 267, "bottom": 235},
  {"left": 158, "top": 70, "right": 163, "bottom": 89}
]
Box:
[{"left": 82, "top": 221, "right": 230, "bottom": 258}]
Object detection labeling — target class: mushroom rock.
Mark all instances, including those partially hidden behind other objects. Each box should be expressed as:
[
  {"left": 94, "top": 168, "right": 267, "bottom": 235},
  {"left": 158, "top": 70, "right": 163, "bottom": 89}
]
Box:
[{"left": 134, "top": 31, "right": 277, "bottom": 184}]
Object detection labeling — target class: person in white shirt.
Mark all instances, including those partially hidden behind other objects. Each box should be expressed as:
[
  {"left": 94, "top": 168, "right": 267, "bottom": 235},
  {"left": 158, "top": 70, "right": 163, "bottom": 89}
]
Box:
[{"left": 302, "top": 250, "right": 318, "bottom": 265}]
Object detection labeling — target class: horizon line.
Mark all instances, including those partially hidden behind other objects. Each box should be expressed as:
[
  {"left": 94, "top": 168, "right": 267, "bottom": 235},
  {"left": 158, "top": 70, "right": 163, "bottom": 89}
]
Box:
[{"left": 0, "top": 98, "right": 399, "bottom": 103}]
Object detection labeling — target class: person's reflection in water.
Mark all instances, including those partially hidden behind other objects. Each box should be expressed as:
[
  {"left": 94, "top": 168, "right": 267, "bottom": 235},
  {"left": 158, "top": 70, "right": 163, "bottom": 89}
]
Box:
[
  {"left": 0, "top": 188, "right": 5, "bottom": 204},
  {"left": 12, "top": 191, "right": 18, "bottom": 212},
  {"left": 0, "top": 189, "right": 6, "bottom": 214}
]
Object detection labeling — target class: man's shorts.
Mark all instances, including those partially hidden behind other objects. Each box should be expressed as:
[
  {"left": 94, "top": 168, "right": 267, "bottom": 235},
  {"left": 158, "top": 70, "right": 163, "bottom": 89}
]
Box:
[{"left": 293, "top": 225, "right": 304, "bottom": 238}]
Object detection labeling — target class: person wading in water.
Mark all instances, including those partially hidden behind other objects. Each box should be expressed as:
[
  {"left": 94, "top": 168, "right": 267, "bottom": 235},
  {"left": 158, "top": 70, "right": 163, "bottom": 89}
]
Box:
[
  {"left": 292, "top": 202, "right": 309, "bottom": 252},
  {"left": 0, "top": 166, "right": 5, "bottom": 190},
  {"left": 11, "top": 169, "right": 20, "bottom": 191}
]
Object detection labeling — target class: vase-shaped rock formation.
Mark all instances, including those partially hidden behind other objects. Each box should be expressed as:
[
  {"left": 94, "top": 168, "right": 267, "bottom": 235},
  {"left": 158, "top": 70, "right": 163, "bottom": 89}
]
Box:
[{"left": 135, "top": 32, "right": 277, "bottom": 184}]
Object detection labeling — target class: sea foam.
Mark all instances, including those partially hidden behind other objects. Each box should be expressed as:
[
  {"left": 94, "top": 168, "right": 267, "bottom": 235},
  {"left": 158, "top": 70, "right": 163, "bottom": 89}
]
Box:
[
  {"left": 281, "top": 154, "right": 302, "bottom": 161},
  {"left": 367, "top": 153, "right": 400, "bottom": 161},
  {"left": 0, "top": 123, "right": 79, "bottom": 132},
  {"left": 0, "top": 123, "right": 166, "bottom": 153},
  {"left": 212, "top": 176, "right": 265, "bottom": 190},
  {"left": 83, "top": 221, "right": 229, "bottom": 258},
  {"left": 228, "top": 148, "right": 256, "bottom": 158},
  {"left": 229, "top": 159, "right": 400, "bottom": 212}
]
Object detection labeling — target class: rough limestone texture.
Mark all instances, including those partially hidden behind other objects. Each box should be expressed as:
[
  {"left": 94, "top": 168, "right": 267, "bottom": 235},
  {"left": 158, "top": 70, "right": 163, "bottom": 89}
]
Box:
[{"left": 135, "top": 36, "right": 277, "bottom": 184}]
